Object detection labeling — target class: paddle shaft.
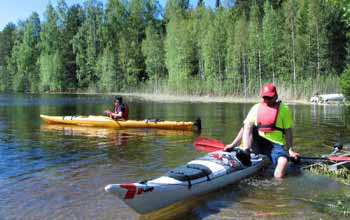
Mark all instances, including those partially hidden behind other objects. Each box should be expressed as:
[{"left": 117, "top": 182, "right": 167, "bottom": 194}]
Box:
[
  {"left": 193, "top": 137, "right": 350, "bottom": 162},
  {"left": 299, "top": 156, "right": 328, "bottom": 160},
  {"left": 299, "top": 155, "right": 350, "bottom": 162}
]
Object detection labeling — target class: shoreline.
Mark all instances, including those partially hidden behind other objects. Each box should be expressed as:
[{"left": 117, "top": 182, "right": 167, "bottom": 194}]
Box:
[
  {"left": 125, "top": 92, "right": 311, "bottom": 105},
  {"left": 51, "top": 91, "right": 312, "bottom": 105}
]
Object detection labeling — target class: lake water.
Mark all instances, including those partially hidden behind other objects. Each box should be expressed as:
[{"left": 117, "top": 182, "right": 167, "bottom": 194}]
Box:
[{"left": 0, "top": 93, "right": 349, "bottom": 220}]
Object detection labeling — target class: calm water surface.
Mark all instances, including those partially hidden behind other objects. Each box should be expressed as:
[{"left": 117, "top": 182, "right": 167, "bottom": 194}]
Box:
[{"left": 0, "top": 94, "right": 350, "bottom": 220}]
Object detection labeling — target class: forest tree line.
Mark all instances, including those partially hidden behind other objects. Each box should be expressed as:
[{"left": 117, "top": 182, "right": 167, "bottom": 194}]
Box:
[{"left": 0, "top": 0, "right": 349, "bottom": 99}]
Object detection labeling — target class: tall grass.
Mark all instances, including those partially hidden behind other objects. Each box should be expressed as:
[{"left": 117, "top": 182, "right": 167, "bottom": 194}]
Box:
[{"left": 133, "top": 75, "right": 341, "bottom": 101}]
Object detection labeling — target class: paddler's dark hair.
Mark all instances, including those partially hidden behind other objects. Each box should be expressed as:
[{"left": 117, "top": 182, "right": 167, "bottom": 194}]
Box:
[{"left": 114, "top": 95, "right": 123, "bottom": 103}]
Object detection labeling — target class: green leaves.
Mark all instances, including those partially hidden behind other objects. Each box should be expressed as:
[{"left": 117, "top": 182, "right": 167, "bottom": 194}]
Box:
[
  {"left": 0, "top": 0, "right": 348, "bottom": 97},
  {"left": 340, "top": 68, "right": 350, "bottom": 98}
]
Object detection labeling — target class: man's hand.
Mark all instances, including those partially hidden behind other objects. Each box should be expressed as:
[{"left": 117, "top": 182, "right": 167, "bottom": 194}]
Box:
[
  {"left": 289, "top": 148, "right": 299, "bottom": 159},
  {"left": 224, "top": 144, "right": 234, "bottom": 152},
  {"left": 104, "top": 110, "right": 111, "bottom": 116}
]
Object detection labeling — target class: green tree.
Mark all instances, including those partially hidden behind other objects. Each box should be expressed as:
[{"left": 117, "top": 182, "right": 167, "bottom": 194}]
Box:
[
  {"left": 0, "top": 23, "right": 16, "bottom": 91},
  {"left": 233, "top": 16, "right": 249, "bottom": 97},
  {"left": 340, "top": 67, "right": 350, "bottom": 98},
  {"left": 262, "top": 1, "right": 282, "bottom": 83},
  {"left": 39, "top": 4, "right": 63, "bottom": 92},
  {"left": 296, "top": 0, "right": 309, "bottom": 79},
  {"left": 10, "top": 12, "right": 41, "bottom": 92},
  {"left": 190, "top": 3, "right": 210, "bottom": 82},
  {"left": 202, "top": 7, "right": 227, "bottom": 93},
  {"left": 96, "top": 42, "right": 117, "bottom": 91},
  {"left": 164, "top": 18, "right": 194, "bottom": 91},
  {"left": 247, "top": 3, "right": 262, "bottom": 91},
  {"left": 58, "top": 1, "right": 83, "bottom": 90},
  {"left": 324, "top": 0, "right": 348, "bottom": 74},
  {"left": 164, "top": 0, "right": 190, "bottom": 22},
  {"left": 104, "top": 0, "right": 127, "bottom": 89},
  {"left": 142, "top": 22, "right": 165, "bottom": 86},
  {"left": 307, "top": 0, "right": 329, "bottom": 78},
  {"left": 122, "top": 0, "right": 148, "bottom": 86},
  {"left": 0, "top": 23, "right": 16, "bottom": 67},
  {"left": 72, "top": 0, "right": 103, "bottom": 90},
  {"left": 283, "top": 0, "right": 298, "bottom": 85},
  {"left": 225, "top": 10, "right": 241, "bottom": 95}
]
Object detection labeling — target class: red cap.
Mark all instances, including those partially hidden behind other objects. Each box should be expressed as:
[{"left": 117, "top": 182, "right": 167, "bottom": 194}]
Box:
[{"left": 260, "top": 84, "right": 277, "bottom": 97}]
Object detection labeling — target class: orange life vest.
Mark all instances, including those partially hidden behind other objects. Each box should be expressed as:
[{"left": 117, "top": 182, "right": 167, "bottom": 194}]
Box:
[{"left": 256, "top": 101, "right": 284, "bottom": 133}]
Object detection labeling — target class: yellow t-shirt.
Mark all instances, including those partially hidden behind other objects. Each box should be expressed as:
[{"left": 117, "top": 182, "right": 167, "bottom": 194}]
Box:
[{"left": 243, "top": 102, "right": 293, "bottom": 145}]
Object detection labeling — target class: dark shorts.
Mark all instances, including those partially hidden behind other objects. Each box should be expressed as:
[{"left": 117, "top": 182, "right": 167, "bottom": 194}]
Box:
[{"left": 252, "top": 127, "right": 288, "bottom": 166}]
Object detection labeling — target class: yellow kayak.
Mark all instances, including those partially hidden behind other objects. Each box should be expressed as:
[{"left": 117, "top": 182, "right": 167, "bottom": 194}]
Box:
[
  {"left": 40, "top": 114, "right": 201, "bottom": 131},
  {"left": 40, "top": 124, "right": 195, "bottom": 138}
]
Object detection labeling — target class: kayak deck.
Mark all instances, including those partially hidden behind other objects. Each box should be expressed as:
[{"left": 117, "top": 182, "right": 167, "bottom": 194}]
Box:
[
  {"left": 105, "top": 151, "right": 269, "bottom": 214},
  {"left": 40, "top": 114, "right": 200, "bottom": 130}
]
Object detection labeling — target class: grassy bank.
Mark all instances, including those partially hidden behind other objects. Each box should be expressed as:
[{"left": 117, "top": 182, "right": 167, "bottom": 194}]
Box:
[{"left": 50, "top": 74, "right": 341, "bottom": 105}]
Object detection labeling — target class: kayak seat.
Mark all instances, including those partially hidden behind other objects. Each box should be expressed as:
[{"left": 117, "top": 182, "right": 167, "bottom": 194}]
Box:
[{"left": 166, "top": 163, "right": 212, "bottom": 182}]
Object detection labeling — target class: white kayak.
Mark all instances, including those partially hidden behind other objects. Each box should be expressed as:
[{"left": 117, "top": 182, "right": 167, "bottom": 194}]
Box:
[{"left": 105, "top": 150, "right": 269, "bottom": 214}]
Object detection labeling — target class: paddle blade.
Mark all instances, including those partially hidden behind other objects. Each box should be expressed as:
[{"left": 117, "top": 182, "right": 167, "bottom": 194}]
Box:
[
  {"left": 193, "top": 137, "right": 225, "bottom": 152},
  {"left": 328, "top": 156, "right": 350, "bottom": 162}
]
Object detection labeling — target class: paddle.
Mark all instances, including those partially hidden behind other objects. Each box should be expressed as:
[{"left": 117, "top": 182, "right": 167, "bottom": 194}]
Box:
[
  {"left": 193, "top": 136, "right": 225, "bottom": 152},
  {"left": 193, "top": 136, "right": 251, "bottom": 166},
  {"left": 298, "top": 155, "right": 350, "bottom": 162},
  {"left": 193, "top": 136, "right": 350, "bottom": 162}
]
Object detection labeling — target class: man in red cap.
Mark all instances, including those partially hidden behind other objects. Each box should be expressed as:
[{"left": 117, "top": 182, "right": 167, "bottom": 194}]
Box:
[{"left": 225, "top": 83, "right": 299, "bottom": 178}]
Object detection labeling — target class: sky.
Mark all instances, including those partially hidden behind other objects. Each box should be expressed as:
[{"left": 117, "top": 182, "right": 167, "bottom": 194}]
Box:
[{"left": 0, "top": 0, "right": 216, "bottom": 31}]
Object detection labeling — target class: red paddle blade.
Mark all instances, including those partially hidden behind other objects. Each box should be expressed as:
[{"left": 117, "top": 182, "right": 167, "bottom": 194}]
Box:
[
  {"left": 328, "top": 156, "right": 350, "bottom": 162},
  {"left": 193, "top": 137, "right": 225, "bottom": 152}
]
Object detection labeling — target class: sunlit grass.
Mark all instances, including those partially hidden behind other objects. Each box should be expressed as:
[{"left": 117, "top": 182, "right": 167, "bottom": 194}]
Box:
[{"left": 305, "top": 163, "right": 350, "bottom": 185}]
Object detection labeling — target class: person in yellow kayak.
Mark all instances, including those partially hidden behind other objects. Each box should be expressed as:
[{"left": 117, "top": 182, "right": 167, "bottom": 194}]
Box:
[
  {"left": 225, "top": 84, "right": 299, "bottom": 178},
  {"left": 104, "top": 95, "right": 129, "bottom": 120}
]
